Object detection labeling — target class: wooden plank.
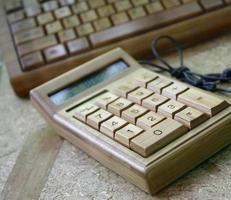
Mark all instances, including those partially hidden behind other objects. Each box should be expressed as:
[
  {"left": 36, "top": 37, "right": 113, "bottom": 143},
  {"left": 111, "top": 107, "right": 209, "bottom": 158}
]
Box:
[{"left": 1, "top": 127, "right": 63, "bottom": 200}]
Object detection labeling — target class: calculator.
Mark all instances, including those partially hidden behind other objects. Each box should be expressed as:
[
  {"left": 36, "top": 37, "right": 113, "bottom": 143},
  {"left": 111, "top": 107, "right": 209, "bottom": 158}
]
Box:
[{"left": 30, "top": 48, "right": 231, "bottom": 194}]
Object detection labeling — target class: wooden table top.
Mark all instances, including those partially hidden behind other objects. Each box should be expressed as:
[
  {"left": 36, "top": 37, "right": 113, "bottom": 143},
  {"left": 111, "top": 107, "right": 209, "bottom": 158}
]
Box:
[{"left": 0, "top": 2, "right": 231, "bottom": 200}]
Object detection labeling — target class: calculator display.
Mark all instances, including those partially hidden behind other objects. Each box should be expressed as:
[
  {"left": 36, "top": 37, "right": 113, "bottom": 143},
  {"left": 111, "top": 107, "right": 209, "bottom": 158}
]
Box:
[{"left": 49, "top": 60, "right": 128, "bottom": 105}]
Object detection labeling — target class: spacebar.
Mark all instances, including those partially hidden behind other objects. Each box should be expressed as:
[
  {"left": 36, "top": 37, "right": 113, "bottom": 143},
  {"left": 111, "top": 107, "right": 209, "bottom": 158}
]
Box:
[{"left": 89, "top": 2, "right": 203, "bottom": 48}]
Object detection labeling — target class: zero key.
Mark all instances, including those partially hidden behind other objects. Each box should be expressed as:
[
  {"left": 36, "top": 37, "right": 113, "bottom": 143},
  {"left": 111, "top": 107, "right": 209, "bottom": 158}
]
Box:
[
  {"left": 130, "top": 118, "right": 188, "bottom": 157},
  {"left": 178, "top": 88, "right": 229, "bottom": 116}
]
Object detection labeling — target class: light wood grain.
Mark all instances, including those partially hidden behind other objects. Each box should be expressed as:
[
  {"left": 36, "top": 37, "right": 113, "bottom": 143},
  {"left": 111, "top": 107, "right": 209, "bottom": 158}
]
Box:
[{"left": 1, "top": 127, "right": 63, "bottom": 200}]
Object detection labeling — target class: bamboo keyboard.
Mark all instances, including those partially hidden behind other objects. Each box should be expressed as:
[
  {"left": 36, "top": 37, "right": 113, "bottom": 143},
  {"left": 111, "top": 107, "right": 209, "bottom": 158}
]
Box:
[
  {"left": 31, "top": 48, "right": 231, "bottom": 194},
  {"left": 5, "top": 0, "right": 231, "bottom": 97}
]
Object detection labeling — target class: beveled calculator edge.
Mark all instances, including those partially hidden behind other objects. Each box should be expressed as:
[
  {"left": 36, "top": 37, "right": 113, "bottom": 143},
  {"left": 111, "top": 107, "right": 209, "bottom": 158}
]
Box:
[
  {"left": 5, "top": 5, "right": 231, "bottom": 97},
  {"left": 31, "top": 91, "right": 231, "bottom": 194},
  {"left": 30, "top": 48, "right": 231, "bottom": 194}
]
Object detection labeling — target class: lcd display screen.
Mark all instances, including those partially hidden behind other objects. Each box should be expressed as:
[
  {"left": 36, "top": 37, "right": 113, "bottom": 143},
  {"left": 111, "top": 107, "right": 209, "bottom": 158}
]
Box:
[{"left": 49, "top": 60, "right": 128, "bottom": 105}]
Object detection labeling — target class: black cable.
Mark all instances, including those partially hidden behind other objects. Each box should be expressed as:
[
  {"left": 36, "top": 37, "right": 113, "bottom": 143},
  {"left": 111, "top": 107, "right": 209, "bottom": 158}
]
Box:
[{"left": 139, "top": 35, "right": 231, "bottom": 93}]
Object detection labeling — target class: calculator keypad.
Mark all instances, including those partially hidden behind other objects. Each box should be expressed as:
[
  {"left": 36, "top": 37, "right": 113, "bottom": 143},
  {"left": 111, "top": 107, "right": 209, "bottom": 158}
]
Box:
[{"left": 69, "top": 70, "right": 229, "bottom": 157}]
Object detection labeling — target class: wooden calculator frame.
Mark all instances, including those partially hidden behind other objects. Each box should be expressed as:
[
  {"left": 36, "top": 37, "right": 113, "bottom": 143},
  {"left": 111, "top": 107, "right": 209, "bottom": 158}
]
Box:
[
  {"left": 4, "top": 5, "right": 231, "bottom": 97},
  {"left": 30, "top": 48, "right": 231, "bottom": 194}
]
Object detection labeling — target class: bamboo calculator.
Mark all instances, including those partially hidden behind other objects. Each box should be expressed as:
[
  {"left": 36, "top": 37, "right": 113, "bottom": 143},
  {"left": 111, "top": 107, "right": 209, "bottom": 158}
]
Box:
[{"left": 30, "top": 48, "right": 231, "bottom": 194}]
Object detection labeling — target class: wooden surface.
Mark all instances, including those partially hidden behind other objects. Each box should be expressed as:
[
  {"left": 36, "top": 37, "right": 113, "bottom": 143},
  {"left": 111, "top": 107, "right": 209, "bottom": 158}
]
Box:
[
  {"left": 4, "top": 1, "right": 231, "bottom": 97},
  {"left": 1, "top": 2, "right": 231, "bottom": 200}
]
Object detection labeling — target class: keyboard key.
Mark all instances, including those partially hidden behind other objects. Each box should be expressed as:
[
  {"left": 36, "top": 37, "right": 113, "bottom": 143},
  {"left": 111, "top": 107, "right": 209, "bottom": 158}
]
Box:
[
  {"left": 88, "top": 0, "right": 105, "bottom": 8},
  {"left": 147, "top": 77, "right": 172, "bottom": 93},
  {"left": 111, "top": 12, "right": 129, "bottom": 25},
  {"left": 114, "top": 0, "right": 132, "bottom": 12},
  {"left": 131, "top": 0, "right": 149, "bottom": 7},
  {"left": 128, "top": 7, "right": 147, "bottom": 20},
  {"left": 178, "top": 89, "right": 229, "bottom": 116},
  {"left": 97, "top": 4, "right": 115, "bottom": 17},
  {"left": 158, "top": 99, "right": 186, "bottom": 118},
  {"left": 18, "top": 35, "right": 57, "bottom": 56},
  {"left": 7, "top": 10, "right": 24, "bottom": 23},
  {"left": 115, "top": 124, "right": 143, "bottom": 147},
  {"left": 87, "top": 109, "right": 112, "bottom": 129},
  {"left": 114, "top": 83, "right": 138, "bottom": 98},
  {"left": 89, "top": 2, "right": 202, "bottom": 47},
  {"left": 58, "top": 29, "right": 76, "bottom": 43},
  {"left": 162, "top": 82, "right": 188, "bottom": 99},
  {"left": 127, "top": 87, "right": 153, "bottom": 104},
  {"left": 25, "top": 5, "right": 41, "bottom": 17},
  {"left": 200, "top": 0, "right": 224, "bottom": 11},
  {"left": 80, "top": 10, "right": 98, "bottom": 23},
  {"left": 136, "top": 111, "right": 165, "bottom": 130},
  {"left": 122, "top": 104, "right": 148, "bottom": 124},
  {"left": 5, "top": 1, "right": 22, "bottom": 13},
  {"left": 174, "top": 107, "right": 209, "bottom": 129},
  {"left": 93, "top": 17, "right": 112, "bottom": 31},
  {"left": 63, "top": 15, "right": 80, "bottom": 28},
  {"left": 161, "top": 0, "right": 181, "bottom": 8},
  {"left": 21, "top": 51, "right": 44, "bottom": 71},
  {"left": 76, "top": 23, "right": 95, "bottom": 36},
  {"left": 108, "top": 98, "right": 133, "bottom": 116},
  {"left": 59, "top": 0, "right": 75, "bottom": 6},
  {"left": 73, "top": 103, "right": 99, "bottom": 122},
  {"left": 145, "top": 2, "right": 164, "bottom": 14},
  {"left": 72, "top": 2, "right": 88, "bottom": 14},
  {"left": 133, "top": 71, "right": 158, "bottom": 87},
  {"left": 44, "top": 44, "right": 67, "bottom": 62},
  {"left": 95, "top": 92, "right": 119, "bottom": 109},
  {"left": 54, "top": 6, "right": 72, "bottom": 19},
  {"left": 14, "top": 27, "right": 44, "bottom": 44},
  {"left": 142, "top": 93, "right": 169, "bottom": 112},
  {"left": 37, "top": 12, "right": 54, "bottom": 25},
  {"left": 11, "top": 18, "right": 36, "bottom": 33},
  {"left": 45, "top": 21, "right": 63, "bottom": 34},
  {"left": 42, "top": 1, "right": 58, "bottom": 12},
  {"left": 100, "top": 116, "right": 128, "bottom": 138},
  {"left": 131, "top": 118, "right": 188, "bottom": 157},
  {"left": 67, "top": 38, "right": 90, "bottom": 55}
]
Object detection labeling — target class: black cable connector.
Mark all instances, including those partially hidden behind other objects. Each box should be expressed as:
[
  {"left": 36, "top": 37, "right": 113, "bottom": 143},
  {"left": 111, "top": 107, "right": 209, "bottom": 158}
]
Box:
[{"left": 139, "top": 35, "right": 231, "bottom": 93}]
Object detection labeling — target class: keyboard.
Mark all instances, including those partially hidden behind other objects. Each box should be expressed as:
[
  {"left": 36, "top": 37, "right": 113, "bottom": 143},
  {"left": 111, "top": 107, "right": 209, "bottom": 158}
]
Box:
[
  {"left": 30, "top": 48, "right": 231, "bottom": 194},
  {"left": 5, "top": 0, "right": 231, "bottom": 97}
]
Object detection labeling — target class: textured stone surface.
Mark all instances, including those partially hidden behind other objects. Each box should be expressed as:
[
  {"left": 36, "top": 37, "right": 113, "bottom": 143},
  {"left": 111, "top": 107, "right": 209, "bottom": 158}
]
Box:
[{"left": 1, "top": 34, "right": 231, "bottom": 200}]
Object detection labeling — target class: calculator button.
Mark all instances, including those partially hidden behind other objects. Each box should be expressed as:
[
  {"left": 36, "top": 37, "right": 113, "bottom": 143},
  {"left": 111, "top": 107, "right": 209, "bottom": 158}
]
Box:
[
  {"left": 87, "top": 109, "right": 113, "bottom": 130},
  {"left": 111, "top": 12, "right": 129, "bottom": 25},
  {"left": 95, "top": 92, "right": 119, "bottom": 109},
  {"left": 73, "top": 103, "right": 99, "bottom": 122},
  {"left": 25, "top": 5, "right": 41, "bottom": 17},
  {"left": 131, "top": 118, "right": 188, "bottom": 157},
  {"left": 122, "top": 104, "right": 148, "bottom": 124},
  {"left": 142, "top": 93, "right": 169, "bottom": 112},
  {"left": 114, "top": 83, "right": 138, "bottom": 98},
  {"left": 136, "top": 111, "right": 165, "bottom": 130},
  {"left": 127, "top": 87, "right": 153, "bottom": 104},
  {"left": 162, "top": 0, "right": 181, "bottom": 8},
  {"left": 162, "top": 82, "right": 188, "bottom": 100},
  {"left": 63, "top": 15, "right": 80, "bottom": 28},
  {"left": 158, "top": 99, "right": 186, "bottom": 118},
  {"left": 147, "top": 77, "right": 172, "bottom": 94},
  {"left": 100, "top": 116, "right": 128, "bottom": 138},
  {"left": 115, "top": 124, "right": 143, "bottom": 148},
  {"left": 45, "top": 21, "right": 63, "bottom": 35},
  {"left": 72, "top": 2, "right": 89, "bottom": 14},
  {"left": 178, "top": 89, "right": 229, "bottom": 116},
  {"left": 8, "top": 10, "right": 24, "bottom": 23},
  {"left": 108, "top": 98, "right": 133, "bottom": 116},
  {"left": 174, "top": 107, "right": 209, "bottom": 129},
  {"left": 133, "top": 72, "right": 158, "bottom": 87}
]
